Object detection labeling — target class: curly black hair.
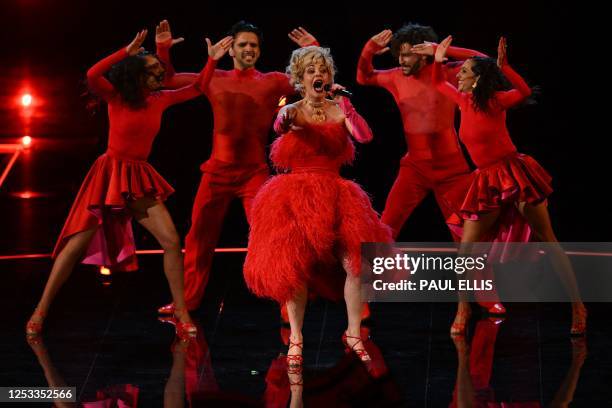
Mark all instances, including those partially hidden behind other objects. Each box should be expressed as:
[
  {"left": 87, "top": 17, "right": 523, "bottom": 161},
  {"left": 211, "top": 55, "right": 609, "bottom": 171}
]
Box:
[
  {"left": 469, "top": 57, "right": 512, "bottom": 113},
  {"left": 228, "top": 20, "right": 263, "bottom": 45},
  {"left": 103, "top": 51, "right": 152, "bottom": 109},
  {"left": 391, "top": 23, "right": 438, "bottom": 58}
]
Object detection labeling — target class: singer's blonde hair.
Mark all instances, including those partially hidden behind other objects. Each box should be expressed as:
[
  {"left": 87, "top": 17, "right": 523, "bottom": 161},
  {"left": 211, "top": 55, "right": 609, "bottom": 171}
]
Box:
[{"left": 286, "top": 46, "right": 336, "bottom": 94}]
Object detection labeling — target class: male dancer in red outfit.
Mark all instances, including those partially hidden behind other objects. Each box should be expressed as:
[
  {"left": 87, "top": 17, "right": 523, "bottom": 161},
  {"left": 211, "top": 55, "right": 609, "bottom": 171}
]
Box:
[
  {"left": 155, "top": 21, "right": 319, "bottom": 314},
  {"left": 357, "top": 24, "right": 504, "bottom": 317},
  {"left": 357, "top": 24, "right": 486, "bottom": 241}
]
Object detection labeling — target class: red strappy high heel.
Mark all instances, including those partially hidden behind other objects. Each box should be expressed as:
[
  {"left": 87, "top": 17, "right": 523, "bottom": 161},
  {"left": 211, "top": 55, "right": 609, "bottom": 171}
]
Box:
[
  {"left": 26, "top": 308, "right": 45, "bottom": 336},
  {"left": 342, "top": 331, "right": 371, "bottom": 362},
  {"left": 174, "top": 308, "right": 197, "bottom": 339},
  {"left": 158, "top": 302, "right": 175, "bottom": 315},
  {"left": 571, "top": 304, "right": 587, "bottom": 336},
  {"left": 450, "top": 306, "right": 472, "bottom": 335},
  {"left": 288, "top": 371, "right": 303, "bottom": 386},
  {"left": 286, "top": 339, "right": 303, "bottom": 377},
  {"left": 479, "top": 302, "right": 506, "bottom": 316}
]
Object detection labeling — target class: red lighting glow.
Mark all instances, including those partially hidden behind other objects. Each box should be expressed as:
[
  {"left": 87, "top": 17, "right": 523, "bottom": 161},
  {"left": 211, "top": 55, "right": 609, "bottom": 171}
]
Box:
[
  {"left": 21, "top": 94, "right": 33, "bottom": 107},
  {"left": 9, "top": 191, "right": 53, "bottom": 199}
]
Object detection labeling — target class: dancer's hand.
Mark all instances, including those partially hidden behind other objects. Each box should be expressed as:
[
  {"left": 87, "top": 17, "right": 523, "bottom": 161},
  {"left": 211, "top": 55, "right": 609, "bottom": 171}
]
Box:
[
  {"left": 279, "top": 105, "right": 298, "bottom": 132},
  {"left": 206, "top": 36, "right": 233, "bottom": 60},
  {"left": 434, "top": 35, "right": 452, "bottom": 63},
  {"left": 126, "top": 29, "right": 147, "bottom": 56},
  {"left": 155, "top": 20, "right": 185, "bottom": 49},
  {"left": 497, "top": 36, "right": 508, "bottom": 67},
  {"left": 370, "top": 29, "right": 393, "bottom": 55},
  {"left": 411, "top": 41, "right": 437, "bottom": 56},
  {"left": 288, "top": 27, "right": 318, "bottom": 47}
]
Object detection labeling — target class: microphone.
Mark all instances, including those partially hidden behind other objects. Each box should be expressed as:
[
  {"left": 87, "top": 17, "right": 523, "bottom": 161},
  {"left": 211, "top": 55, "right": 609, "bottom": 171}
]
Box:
[{"left": 324, "top": 84, "right": 353, "bottom": 98}]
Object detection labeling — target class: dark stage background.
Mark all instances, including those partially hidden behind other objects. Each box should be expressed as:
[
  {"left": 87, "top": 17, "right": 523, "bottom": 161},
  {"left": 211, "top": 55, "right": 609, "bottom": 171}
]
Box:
[{"left": 1, "top": 0, "right": 605, "bottom": 255}]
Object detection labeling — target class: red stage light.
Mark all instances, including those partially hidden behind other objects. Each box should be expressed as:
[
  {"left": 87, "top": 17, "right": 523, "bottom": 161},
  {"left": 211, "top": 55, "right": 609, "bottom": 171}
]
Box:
[
  {"left": 16, "top": 191, "right": 33, "bottom": 199},
  {"left": 99, "top": 266, "right": 111, "bottom": 276},
  {"left": 21, "top": 136, "right": 32, "bottom": 147},
  {"left": 21, "top": 94, "right": 33, "bottom": 107}
]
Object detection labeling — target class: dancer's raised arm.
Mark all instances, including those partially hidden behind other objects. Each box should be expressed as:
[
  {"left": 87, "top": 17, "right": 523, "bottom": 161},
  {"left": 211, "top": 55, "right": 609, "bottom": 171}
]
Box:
[
  {"left": 159, "top": 36, "right": 232, "bottom": 107},
  {"left": 288, "top": 26, "right": 319, "bottom": 47},
  {"left": 431, "top": 36, "right": 464, "bottom": 105},
  {"left": 87, "top": 29, "right": 147, "bottom": 100},
  {"left": 356, "top": 29, "right": 395, "bottom": 87},
  {"left": 155, "top": 20, "right": 200, "bottom": 88},
  {"left": 494, "top": 37, "right": 532, "bottom": 108}
]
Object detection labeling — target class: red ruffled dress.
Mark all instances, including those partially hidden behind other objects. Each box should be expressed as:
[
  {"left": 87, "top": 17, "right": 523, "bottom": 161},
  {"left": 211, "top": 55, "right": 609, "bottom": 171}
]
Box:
[
  {"left": 432, "top": 61, "right": 552, "bottom": 244},
  {"left": 52, "top": 48, "right": 215, "bottom": 271},
  {"left": 244, "top": 100, "right": 392, "bottom": 304}
]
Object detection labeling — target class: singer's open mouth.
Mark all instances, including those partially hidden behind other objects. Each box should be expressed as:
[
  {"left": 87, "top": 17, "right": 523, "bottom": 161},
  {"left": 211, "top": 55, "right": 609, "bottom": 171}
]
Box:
[{"left": 313, "top": 79, "right": 325, "bottom": 92}]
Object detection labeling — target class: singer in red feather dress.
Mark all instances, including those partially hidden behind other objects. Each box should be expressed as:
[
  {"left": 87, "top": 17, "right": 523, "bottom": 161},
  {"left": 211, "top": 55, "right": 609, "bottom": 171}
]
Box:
[
  {"left": 25, "top": 30, "right": 233, "bottom": 338},
  {"left": 244, "top": 46, "right": 392, "bottom": 365}
]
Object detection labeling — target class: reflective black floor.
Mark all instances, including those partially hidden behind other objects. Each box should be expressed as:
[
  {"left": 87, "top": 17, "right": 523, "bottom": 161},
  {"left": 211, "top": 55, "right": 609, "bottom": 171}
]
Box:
[{"left": 2, "top": 253, "right": 611, "bottom": 407}]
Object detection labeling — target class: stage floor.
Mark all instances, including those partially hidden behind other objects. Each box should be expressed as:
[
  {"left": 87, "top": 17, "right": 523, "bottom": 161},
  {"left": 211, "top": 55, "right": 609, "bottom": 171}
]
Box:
[
  {"left": 1, "top": 254, "right": 610, "bottom": 407},
  {"left": 1, "top": 151, "right": 610, "bottom": 406}
]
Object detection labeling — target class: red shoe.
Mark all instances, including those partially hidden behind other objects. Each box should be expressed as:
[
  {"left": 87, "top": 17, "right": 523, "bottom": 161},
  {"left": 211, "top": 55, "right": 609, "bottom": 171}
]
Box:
[
  {"left": 488, "top": 316, "right": 506, "bottom": 326},
  {"left": 450, "top": 306, "right": 472, "bottom": 335},
  {"left": 571, "top": 304, "right": 587, "bottom": 336},
  {"left": 158, "top": 303, "right": 175, "bottom": 315},
  {"left": 342, "top": 331, "right": 371, "bottom": 362},
  {"left": 486, "top": 303, "right": 506, "bottom": 316},
  {"left": 286, "top": 339, "right": 303, "bottom": 374},
  {"left": 280, "top": 304, "right": 289, "bottom": 324},
  {"left": 174, "top": 308, "right": 197, "bottom": 339},
  {"left": 26, "top": 308, "right": 45, "bottom": 336}
]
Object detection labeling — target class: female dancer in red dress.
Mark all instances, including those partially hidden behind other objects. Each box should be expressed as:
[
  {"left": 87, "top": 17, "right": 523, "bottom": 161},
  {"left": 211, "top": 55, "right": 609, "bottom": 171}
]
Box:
[
  {"left": 243, "top": 46, "right": 392, "bottom": 366},
  {"left": 25, "top": 29, "right": 232, "bottom": 338},
  {"left": 432, "top": 36, "right": 587, "bottom": 335}
]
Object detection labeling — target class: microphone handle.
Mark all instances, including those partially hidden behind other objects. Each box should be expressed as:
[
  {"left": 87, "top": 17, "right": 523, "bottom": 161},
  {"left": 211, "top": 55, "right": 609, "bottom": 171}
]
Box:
[{"left": 332, "top": 89, "right": 353, "bottom": 98}]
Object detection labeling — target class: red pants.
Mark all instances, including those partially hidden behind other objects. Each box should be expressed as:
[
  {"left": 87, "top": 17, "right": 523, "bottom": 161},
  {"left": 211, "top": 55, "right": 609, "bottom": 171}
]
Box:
[
  {"left": 381, "top": 154, "right": 471, "bottom": 241},
  {"left": 183, "top": 158, "right": 269, "bottom": 309}
]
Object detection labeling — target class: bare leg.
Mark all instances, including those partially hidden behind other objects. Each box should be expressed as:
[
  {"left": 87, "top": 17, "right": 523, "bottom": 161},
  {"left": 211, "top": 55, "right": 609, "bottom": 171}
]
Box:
[
  {"left": 518, "top": 201, "right": 587, "bottom": 332},
  {"left": 286, "top": 287, "right": 307, "bottom": 366},
  {"left": 342, "top": 257, "right": 370, "bottom": 360},
  {"left": 27, "top": 228, "right": 97, "bottom": 334},
  {"left": 27, "top": 338, "right": 76, "bottom": 408},
  {"left": 164, "top": 339, "right": 188, "bottom": 408},
  {"left": 129, "top": 198, "right": 192, "bottom": 326},
  {"left": 451, "top": 335, "right": 475, "bottom": 407},
  {"left": 550, "top": 338, "right": 587, "bottom": 406},
  {"left": 452, "top": 210, "right": 501, "bottom": 335}
]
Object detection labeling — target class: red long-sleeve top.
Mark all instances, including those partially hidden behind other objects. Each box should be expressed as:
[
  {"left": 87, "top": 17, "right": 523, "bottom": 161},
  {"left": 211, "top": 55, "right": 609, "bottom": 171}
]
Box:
[
  {"left": 357, "top": 40, "right": 487, "bottom": 162},
  {"left": 157, "top": 44, "right": 299, "bottom": 164},
  {"left": 431, "top": 61, "right": 532, "bottom": 168},
  {"left": 87, "top": 47, "right": 215, "bottom": 161}
]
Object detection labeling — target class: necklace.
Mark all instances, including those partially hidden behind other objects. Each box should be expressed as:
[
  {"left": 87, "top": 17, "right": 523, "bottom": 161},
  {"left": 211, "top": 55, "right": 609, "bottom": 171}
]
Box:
[{"left": 306, "top": 99, "right": 326, "bottom": 122}]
